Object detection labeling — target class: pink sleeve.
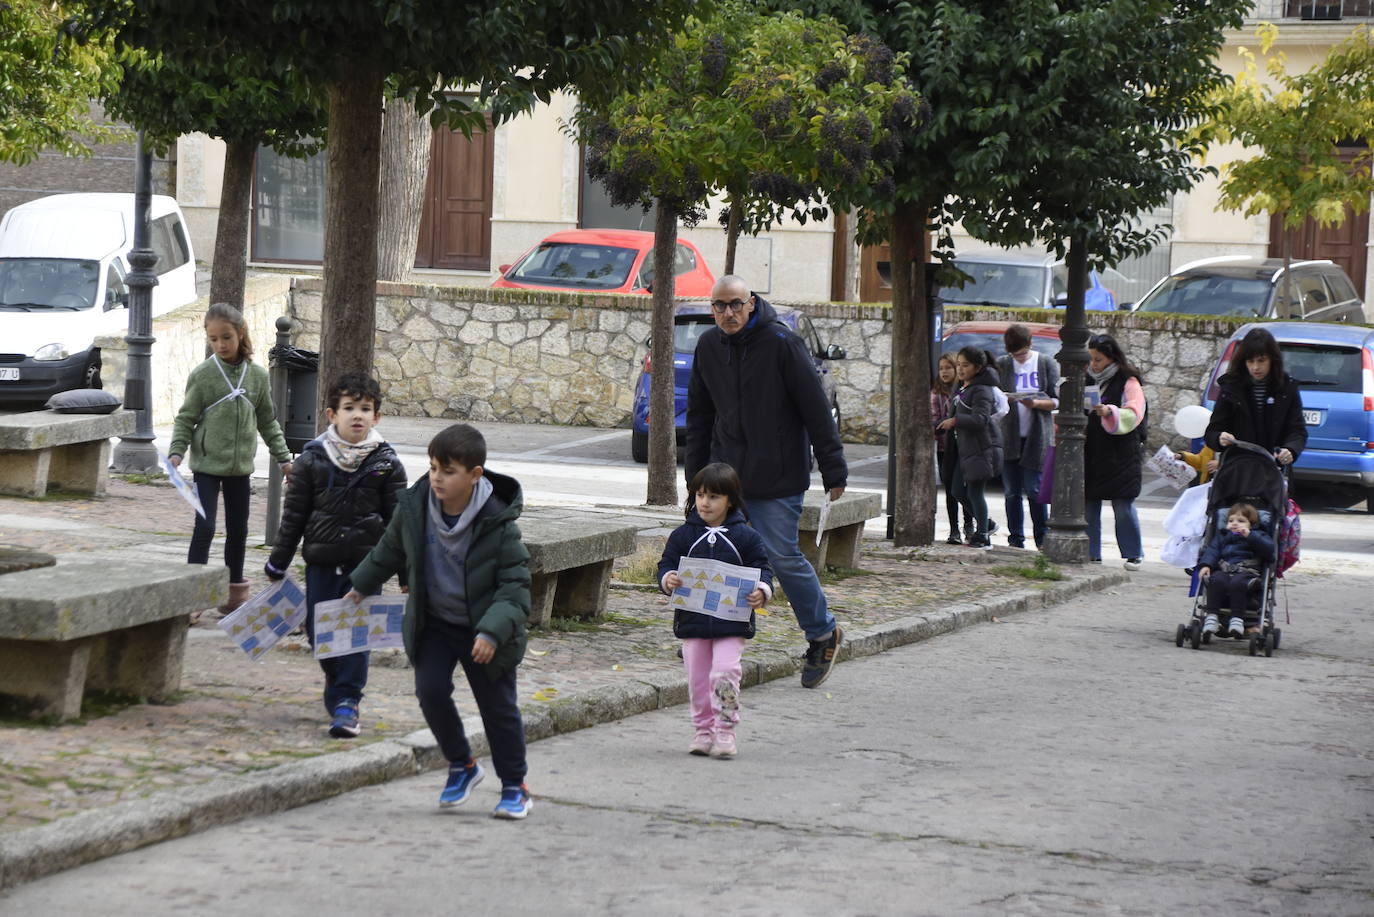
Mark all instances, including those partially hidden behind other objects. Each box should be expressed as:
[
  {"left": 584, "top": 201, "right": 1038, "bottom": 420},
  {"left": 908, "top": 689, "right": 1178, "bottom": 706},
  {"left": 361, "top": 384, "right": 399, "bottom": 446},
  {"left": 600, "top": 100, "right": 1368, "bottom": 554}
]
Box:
[{"left": 1101, "top": 377, "right": 1145, "bottom": 435}]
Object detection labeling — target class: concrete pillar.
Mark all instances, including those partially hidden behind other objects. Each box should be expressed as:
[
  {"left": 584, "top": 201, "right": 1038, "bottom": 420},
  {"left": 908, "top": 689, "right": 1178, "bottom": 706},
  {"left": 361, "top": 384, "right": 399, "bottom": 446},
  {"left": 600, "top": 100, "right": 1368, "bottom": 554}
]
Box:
[
  {"left": 552, "top": 558, "right": 613, "bottom": 619},
  {"left": 528, "top": 573, "right": 557, "bottom": 627},
  {"left": 47, "top": 439, "right": 113, "bottom": 495},
  {"left": 0, "top": 637, "right": 92, "bottom": 720},
  {"left": 0, "top": 448, "right": 51, "bottom": 497},
  {"left": 86, "top": 615, "right": 190, "bottom": 702}
]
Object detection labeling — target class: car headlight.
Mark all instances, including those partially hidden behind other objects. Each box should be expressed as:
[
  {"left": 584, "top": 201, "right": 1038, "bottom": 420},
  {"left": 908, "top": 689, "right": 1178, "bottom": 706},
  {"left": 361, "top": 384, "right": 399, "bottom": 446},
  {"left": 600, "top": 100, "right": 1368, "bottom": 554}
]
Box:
[{"left": 32, "top": 343, "right": 70, "bottom": 361}]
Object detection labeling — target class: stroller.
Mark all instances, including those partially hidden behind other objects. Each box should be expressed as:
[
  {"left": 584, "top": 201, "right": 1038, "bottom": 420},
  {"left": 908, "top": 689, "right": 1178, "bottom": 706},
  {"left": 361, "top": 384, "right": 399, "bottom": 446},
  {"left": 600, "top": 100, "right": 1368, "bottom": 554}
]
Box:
[{"left": 1174, "top": 440, "right": 1289, "bottom": 657}]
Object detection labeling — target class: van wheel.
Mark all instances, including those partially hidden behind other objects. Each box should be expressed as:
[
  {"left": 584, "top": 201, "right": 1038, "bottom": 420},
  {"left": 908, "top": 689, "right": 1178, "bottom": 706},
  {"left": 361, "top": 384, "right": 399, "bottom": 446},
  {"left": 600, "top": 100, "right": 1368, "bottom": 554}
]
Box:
[
  {"left": 84, "top": 352, "right": 103, "bottom": 389},
  {"left": 631, "top": 429, "right": 648, "bottom": 464}
]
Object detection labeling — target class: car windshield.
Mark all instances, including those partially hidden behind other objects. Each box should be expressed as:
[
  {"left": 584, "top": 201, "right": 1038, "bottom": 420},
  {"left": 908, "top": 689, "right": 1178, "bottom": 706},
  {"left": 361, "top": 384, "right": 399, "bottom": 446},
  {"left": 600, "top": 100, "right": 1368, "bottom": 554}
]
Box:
[
  {"left": 1137, "top": 273, "right": 1273, "bottom": 317},
  {"left": 938, "top": 261, "right": 1046, "bottom": 307},
  {"left": 673, "top": 318, "right": 714, "bottom": 354},
  {"left": 942, "top": 332, "right": 1059, "bottom": 361},
  {"left": 0, "top": 258, "right": 100, "bottom": 310},
  {"left": 1281, "top": 343, "right": 1363, "bottom": 392},
  {"left": 506, "top": 242, "right": 638, "bottom": 290}
]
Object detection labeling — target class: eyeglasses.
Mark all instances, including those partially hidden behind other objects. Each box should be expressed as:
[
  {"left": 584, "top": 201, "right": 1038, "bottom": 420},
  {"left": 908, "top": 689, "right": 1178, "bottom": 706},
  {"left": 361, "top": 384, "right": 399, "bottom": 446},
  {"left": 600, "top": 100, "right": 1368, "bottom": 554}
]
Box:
[{"left": 710, "top": 298, "right": 749, "bottom": 314}]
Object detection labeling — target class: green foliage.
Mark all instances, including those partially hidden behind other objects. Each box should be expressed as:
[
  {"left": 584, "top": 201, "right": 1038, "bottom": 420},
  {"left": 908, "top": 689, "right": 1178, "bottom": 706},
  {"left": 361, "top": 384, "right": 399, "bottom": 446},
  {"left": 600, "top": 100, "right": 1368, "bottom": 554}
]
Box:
[
  {"left": 80, "top": 0, "right": 704, "bottom": 134},
  {"left": 991, "top": 553, "right": 1063, "bottom": 581},
  {"left": 572, "top": 1, "right": 920, "bottom": 223},
  {"left": 103, "top": 50, "right": 327, "bottom": 157},
  {"left": 1203, "top": 24, "right": 1374, "bottom": 232},
  {"left": 776, "top": 0, "right": 1250, "bottom": 264},
  {"left": 0, "top": 0, "right": 125, "bottom": 164}
]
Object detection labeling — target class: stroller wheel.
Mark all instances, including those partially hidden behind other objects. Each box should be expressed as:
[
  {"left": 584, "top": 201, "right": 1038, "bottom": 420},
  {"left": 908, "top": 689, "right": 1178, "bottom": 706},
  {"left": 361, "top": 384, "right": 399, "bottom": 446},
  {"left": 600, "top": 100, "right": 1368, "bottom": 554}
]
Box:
[
  {"left": 1248, "top": 634, "right": 1259, "bottom": 656},
  {"left": 1264, "top": 631, "right": 1275, "bottom": 657},
  {"left": 1175, "top": 623, "right": 1186, "bottom": 647},
  {"left": 1272, "top": 627, "right": 1282, "bottom": 650},
  {"left": 1189, "top": 620, "right": 1202, "bottom": 650}
]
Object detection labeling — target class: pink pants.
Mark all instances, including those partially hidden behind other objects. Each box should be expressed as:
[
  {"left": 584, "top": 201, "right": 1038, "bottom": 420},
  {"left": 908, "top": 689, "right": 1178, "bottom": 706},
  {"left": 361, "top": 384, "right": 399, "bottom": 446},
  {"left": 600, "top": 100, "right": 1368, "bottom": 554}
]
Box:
[{"left": 682, "top": 637, "right": 745, "bottom": 735}]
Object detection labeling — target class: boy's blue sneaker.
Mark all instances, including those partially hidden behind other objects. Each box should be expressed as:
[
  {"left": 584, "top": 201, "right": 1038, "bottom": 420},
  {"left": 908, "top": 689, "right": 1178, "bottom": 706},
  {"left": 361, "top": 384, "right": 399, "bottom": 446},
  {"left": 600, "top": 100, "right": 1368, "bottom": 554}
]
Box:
[
  {"left": 492, "top": 783, "right": 531, "bottom": 820},
  {"left": 328, "top": 702, "right": 360, "bottom": 739},
  {"left": 439, "top": 760, "right": 484, "bottom": 807}
]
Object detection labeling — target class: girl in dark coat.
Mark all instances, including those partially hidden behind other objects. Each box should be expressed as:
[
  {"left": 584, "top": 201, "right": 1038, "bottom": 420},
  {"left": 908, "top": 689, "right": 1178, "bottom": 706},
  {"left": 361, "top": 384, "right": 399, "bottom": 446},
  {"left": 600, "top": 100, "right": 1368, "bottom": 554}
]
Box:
[
  {"left": 1084, "top": 334, "right": 1147, "bottom": 569},
  {"left": 937, "top": 347, "right": 1004, "bottom": 549},
  {"left": 1204, "top": 327, "right": 1307, "bottom": 466},
  {"left": 658, "top": 462, "right": 773, "bottom": 759},
  {"left": 932, "top": 353, "right": 970, "bottom": 545}
]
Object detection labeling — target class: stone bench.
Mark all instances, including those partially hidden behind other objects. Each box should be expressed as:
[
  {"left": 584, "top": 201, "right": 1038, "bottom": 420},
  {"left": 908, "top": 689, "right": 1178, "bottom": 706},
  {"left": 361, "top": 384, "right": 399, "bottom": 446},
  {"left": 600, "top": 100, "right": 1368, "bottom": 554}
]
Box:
[
  {"left": 0, "top": 409, "right": 135, "bottom": 497},
  {"left": 0, "top": 553, "right": 226, "bottom": 720},
  {"left": 799, "top": 491, "right": 883, "bottom": 570},
  {"left": 519, "top": 509, "right": 640, "bottom": 627}
]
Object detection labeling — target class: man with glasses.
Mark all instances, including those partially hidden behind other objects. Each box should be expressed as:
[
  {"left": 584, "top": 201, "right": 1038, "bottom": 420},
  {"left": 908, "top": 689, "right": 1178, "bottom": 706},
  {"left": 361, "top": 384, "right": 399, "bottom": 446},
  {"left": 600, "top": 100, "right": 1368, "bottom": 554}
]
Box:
[{"left": 685, "top": 275, "right": 848, "bottom": 689}]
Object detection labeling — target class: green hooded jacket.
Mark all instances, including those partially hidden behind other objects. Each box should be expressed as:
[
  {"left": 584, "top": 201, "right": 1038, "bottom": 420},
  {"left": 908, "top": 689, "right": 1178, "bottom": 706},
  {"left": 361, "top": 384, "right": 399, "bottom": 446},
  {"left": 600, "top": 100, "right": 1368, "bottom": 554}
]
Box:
[
  {"left": 348, "top": 470, "right": 531, "bottom": 678},
  {"left": 169, "top": 356, "right": 291, "bottom": 476}
]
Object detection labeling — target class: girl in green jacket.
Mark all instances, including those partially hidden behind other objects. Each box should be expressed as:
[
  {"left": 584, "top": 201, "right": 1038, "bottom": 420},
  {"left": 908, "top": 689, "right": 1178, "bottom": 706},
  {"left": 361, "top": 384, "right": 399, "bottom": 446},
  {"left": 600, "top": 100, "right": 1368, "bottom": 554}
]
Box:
[{"left": 169, "top": 303, "right": 293, "bottom": 612}]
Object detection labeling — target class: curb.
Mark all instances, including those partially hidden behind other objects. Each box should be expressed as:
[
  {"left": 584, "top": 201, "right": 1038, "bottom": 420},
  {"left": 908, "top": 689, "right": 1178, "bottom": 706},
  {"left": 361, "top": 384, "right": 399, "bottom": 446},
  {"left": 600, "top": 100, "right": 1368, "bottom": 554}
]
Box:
[{"left": 0, "top": 567, "right": 1127, "bottom": 891}]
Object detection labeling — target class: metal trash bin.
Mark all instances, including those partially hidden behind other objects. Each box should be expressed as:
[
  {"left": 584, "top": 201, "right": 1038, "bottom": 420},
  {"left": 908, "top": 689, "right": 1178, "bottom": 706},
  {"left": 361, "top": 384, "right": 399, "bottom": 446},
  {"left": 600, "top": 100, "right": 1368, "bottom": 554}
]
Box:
[{"left": 269, "top": 344, "right": 318, "bottom": 453}]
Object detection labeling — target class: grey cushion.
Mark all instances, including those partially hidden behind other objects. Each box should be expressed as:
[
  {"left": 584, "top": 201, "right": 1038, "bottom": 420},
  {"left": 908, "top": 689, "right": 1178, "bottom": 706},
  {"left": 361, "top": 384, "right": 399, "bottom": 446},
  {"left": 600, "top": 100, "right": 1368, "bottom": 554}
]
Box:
[{"left": 45, "top": 388, "right": 122, "bottom": 414}]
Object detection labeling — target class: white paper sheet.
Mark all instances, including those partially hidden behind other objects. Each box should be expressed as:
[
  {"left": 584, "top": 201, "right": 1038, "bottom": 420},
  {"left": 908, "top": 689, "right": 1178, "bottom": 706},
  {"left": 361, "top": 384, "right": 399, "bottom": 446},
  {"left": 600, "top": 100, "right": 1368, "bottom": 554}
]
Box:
[
  {"left": 815, "top": 497, "right": 831, "bottom": 546},
  {"left": 668, "top": 557, "right": 762, "bottom": 622},
  {"left": 1145, "top": 444, "right": 1197, "bottom": 491},
  {"left": 217, "top": 576, "right": 307, "bottom": 660},
  {"left": 312, "top": 595, "right": 406, "bottom": 659},
  {"left": 162, "top": 454, "right": 205, "bottom": 518},
  {"left": 1084, "top": 384, "right": 1101, "bottom": 410}
]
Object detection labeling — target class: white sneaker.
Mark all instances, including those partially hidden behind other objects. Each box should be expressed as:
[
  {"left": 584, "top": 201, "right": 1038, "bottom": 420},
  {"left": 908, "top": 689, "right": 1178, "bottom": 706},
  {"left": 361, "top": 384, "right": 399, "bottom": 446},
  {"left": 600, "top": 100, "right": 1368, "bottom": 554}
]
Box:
[
  {"left": 1202, "top": 614, "right": 1220, "bottom": 635},
  {"left": 1227, "top": 617, "right": 1245, "bottom": 637},
  {"left": 1123, "top": 558, "right": 1142, "bottom": 572},
  {"left": 709, "top": 732, "right": 737, "bottom": 759}
]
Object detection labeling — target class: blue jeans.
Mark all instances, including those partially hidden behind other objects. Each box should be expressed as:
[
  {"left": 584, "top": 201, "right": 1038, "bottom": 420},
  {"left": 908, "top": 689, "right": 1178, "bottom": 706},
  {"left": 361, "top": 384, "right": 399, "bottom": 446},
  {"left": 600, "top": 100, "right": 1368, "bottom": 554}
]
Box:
[
  {"left": 1001, "top": 456, "right": 1047, "bottom": 548},
  {"left": 1086, "top": 498, "right": 1143, "bottom": 561},
  {"left": 744, "top": 493, "right": 836, "bottom": 643},
  {"left": 305, "top": 563, "right": 374, "bottom": 713}
]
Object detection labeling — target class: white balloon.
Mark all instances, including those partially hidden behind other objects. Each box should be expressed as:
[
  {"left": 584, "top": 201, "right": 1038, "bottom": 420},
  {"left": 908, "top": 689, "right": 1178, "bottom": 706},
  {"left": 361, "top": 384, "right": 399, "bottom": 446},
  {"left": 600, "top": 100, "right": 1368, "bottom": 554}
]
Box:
[{"left": 1174, "top": 404, "right": 1212, "bottom": 439}]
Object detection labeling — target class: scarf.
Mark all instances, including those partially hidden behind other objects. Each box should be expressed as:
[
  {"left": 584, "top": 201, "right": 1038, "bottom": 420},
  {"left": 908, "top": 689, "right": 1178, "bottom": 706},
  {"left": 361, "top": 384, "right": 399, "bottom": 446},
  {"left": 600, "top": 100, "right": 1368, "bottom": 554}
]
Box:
[
  {"left": 1087, "top": 361, "right": 1119, "bottom": 385},
  {"left": 321, "top": 426, "right": 383, "bottom": 472}
]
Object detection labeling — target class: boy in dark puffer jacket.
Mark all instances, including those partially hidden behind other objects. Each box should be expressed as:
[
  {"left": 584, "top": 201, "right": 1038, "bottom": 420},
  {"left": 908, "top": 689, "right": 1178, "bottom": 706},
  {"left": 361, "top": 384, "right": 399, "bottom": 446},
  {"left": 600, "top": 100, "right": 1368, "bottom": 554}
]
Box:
[{"left": 265, "top": 373, "right": 407, "bottom": 739}]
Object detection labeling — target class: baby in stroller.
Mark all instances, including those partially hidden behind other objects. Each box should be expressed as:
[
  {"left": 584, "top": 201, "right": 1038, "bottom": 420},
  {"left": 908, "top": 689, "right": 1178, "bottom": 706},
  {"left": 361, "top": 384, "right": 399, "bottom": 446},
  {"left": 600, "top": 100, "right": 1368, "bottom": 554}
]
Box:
[{"left": 1197, "top": 502, "right": 1274, "bottom": 638}]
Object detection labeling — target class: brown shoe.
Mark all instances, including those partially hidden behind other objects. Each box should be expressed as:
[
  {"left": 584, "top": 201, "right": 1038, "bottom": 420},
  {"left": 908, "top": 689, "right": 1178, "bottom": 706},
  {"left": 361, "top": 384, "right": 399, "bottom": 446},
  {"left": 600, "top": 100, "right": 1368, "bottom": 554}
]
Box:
[{"left": 220, "top": 581, "right": 251, "bottom": 615}]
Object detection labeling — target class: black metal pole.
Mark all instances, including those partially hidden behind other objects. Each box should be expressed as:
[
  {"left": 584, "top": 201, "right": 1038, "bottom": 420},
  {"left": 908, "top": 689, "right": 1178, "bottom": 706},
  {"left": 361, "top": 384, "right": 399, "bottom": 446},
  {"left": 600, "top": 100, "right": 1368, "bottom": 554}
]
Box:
[
  {"left": 111, "top": 131, "right": 161, "bottom": 473},
  {"left": 265, "top": 315, "right": 294, "bottom": 545},
  {"left": 1043, "top": 232, "right": 1090, "bottom": 562}
]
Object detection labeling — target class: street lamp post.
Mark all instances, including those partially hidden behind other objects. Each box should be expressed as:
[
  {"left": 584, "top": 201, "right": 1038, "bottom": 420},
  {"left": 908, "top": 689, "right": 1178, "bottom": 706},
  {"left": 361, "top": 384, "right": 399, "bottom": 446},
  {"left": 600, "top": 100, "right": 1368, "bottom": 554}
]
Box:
[
  {"left": 1043, "top": 232, "right": 1091, "bottom": 563},
  {"left": 111, "top": 131, "right": 161, "bottom": 473}
]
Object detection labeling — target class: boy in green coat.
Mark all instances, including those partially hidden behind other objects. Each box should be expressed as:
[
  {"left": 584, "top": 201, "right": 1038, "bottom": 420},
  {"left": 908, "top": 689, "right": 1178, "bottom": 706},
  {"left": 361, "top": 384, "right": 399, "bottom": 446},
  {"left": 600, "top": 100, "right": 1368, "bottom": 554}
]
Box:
[{"left": 347, "top": 423, "right": 533, "bottom": 819}]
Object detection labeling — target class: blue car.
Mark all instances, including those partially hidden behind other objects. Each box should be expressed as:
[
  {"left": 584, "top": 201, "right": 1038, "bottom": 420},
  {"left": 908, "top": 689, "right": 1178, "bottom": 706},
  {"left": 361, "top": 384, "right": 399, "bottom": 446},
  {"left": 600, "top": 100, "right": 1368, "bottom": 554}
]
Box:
[
  {"left": 630, "top": 303, "right": 845, "bottom": 462},
  {"left": 1200, "top": 322, "right": 1374, "bottom": 512}
]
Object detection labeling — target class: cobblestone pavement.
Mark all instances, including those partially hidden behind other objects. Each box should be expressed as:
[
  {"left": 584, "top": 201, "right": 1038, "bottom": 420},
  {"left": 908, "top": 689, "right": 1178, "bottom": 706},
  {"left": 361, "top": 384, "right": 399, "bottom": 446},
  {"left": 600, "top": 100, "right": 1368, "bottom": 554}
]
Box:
[{"left": 0, "top": 477, "right": 1075, "bottom": 835}]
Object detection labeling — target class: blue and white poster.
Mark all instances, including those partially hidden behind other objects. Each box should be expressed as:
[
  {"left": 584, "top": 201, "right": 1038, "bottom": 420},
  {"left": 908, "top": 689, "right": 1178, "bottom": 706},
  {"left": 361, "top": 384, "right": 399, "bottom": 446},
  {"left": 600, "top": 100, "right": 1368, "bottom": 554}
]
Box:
[
  {"left": 161, "top": 454, "right": 205, "bottom": 518},
  {"left": 669, "top": 557, "right": 762, "bottom": 623},
  {"left": 218, "top": 576, "right": 307, "bottom": 660},
  {"left": 312, "top": 595, "right": 406, "bottom": 659}
]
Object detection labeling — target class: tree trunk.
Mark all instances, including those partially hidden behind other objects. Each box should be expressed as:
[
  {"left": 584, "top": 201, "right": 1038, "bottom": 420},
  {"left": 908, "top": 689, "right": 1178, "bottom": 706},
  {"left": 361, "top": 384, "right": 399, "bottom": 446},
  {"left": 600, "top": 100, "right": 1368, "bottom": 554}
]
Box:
[
  {"left": 646, "top": 201, "right": 680, "bottom": 506},
  {"left": 723, "top": 197, "right": 743, "bottom": 275},
  {"left": 889, "top": 200, "right": 935, "bottom": 547},
  {"left": 208, "top": 137, "right": 254, "bottom": 309},
  {"left": 376, "top": 97, "right": 434, "bottom": 283},
  {"left": 317, "top": 59, "right": 385, "bottom": 429},
  {"left": 1043, "top": 232, "right": 1091, "bottom": 563}
]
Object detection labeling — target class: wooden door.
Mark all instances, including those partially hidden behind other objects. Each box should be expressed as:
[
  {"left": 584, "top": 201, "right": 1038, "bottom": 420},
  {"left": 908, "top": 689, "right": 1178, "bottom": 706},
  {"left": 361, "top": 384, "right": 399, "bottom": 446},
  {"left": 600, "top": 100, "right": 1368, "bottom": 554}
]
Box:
[
  {"left": 415, "top": 120, "right": 494, "bottom": 271},
  {"left": 1269, "top": 205, "right": 1369, "bottom": 300}
]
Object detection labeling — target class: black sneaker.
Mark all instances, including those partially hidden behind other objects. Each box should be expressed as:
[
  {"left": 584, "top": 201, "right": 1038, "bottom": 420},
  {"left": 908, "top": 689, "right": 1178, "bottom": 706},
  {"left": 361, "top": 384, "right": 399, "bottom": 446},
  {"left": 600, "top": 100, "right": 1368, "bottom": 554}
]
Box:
[
  {"left": 946, "top": 533, "right": 963, "bottom": 545},
  {"left": 800, "top": 626, "right": 843, "bottom": 689}
]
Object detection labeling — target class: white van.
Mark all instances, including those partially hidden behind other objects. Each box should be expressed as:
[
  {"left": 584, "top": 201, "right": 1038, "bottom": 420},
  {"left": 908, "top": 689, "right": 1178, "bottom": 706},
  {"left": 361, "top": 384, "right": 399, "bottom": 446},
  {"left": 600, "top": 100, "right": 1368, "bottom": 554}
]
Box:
[{"left": 0, "top": 192, "right": 198, "bottom": 406}]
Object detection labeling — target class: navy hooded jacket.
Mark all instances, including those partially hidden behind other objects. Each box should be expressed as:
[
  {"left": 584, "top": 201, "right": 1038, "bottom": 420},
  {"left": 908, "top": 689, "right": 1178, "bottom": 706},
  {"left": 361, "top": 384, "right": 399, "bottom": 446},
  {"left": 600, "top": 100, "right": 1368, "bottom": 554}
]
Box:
[{"left": 657, "top": 505, "right": 773, "bottom": 639}]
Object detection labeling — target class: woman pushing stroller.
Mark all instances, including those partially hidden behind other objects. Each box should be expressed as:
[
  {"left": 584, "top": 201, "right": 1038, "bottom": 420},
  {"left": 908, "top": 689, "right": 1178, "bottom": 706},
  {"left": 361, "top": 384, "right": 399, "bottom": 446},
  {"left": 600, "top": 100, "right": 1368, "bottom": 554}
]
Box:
[{"left": 1205, "top": 327, "right": 1307, "bottom": 467}]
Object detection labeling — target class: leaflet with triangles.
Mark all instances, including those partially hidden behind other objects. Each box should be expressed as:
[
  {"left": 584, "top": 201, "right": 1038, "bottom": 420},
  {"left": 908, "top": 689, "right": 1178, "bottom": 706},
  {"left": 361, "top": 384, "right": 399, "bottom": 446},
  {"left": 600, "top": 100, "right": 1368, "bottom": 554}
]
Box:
[
  {"left": 217, "top": 576, "right": 307, "bottom": 660},
  {"left": 670, "top": 556, "right": 762, "bottom": 623},
  {"left": 312, "top": 595, "right": 406, "bottom": 659}
]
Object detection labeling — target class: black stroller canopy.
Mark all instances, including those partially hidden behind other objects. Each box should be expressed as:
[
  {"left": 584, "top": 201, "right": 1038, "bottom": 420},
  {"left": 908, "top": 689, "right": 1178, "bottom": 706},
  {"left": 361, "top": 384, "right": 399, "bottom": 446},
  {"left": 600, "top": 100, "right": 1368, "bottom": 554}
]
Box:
[{"left": 1210, "top": 443, "right": 1286, "bottom": 520}]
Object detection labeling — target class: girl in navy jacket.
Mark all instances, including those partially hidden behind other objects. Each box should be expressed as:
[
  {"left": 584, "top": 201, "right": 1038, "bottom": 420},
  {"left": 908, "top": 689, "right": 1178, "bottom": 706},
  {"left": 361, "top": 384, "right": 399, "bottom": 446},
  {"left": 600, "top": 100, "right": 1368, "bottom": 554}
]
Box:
[{"left": 658, "top": 462, "right": 773, "bottom": 760}]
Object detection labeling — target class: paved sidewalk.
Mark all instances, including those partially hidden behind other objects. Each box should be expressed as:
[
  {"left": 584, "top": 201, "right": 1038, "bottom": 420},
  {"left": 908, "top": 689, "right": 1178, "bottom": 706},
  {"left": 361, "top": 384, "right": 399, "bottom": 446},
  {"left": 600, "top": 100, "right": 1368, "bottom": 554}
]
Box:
[{"left": 0, "top": 475, "right": 1125, "bottom": 889}]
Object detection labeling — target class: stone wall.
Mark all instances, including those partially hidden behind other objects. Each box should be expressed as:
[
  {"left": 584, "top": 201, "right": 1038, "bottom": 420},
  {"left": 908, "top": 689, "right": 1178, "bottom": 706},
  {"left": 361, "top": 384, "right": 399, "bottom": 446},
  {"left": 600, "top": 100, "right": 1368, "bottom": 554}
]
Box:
[
  {"left": 287, "top": 282, "right": 1247, "bottom": 451},
  {"left": 96, "top": 274, "right": 294, "bottom": 427}
]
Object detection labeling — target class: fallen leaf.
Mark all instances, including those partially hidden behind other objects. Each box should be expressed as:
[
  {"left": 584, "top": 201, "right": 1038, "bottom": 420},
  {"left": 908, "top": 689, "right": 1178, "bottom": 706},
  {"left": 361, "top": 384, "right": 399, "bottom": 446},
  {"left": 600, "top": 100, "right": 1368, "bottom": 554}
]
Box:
[
  {"left": 825, "top": 692, "right": 833, "bottom": 700},
  {"left": 992, "top": 616, "right": 1002, "bottom": 623},
  {"left": 611, "top": 664, "right": 623, "bottom": 671},
  {"left": 528, "top": 649, "right": 548, "bottom": 656}
]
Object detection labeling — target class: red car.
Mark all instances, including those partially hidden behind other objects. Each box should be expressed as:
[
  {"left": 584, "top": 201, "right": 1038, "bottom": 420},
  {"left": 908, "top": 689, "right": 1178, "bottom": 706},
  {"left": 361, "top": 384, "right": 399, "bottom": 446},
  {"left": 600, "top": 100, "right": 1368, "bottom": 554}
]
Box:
[
  {"left": 941, "top": 320, "right": 1061, "bottom": 360},
  {"left": 491, "top": 228, "right": 716, "bottom": 296}
]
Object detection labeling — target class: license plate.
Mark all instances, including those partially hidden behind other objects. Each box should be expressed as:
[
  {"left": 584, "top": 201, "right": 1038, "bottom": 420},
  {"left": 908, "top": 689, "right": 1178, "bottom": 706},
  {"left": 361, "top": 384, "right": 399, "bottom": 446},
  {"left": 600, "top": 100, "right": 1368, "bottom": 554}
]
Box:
[
  {"left": 1302, "top": 409, "right": 1322, "bottom": 426},
  {"left": 0, "top": 368, "right": 19, "bottom": 382}
]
